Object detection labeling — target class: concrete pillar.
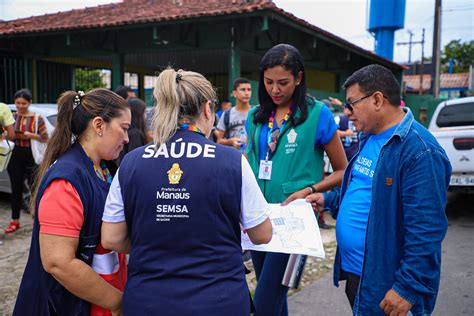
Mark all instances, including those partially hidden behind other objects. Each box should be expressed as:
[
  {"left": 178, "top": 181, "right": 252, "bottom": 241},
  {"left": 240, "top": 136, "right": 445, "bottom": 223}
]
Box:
[
  {"left": 228, "top": 25, "right": 241, "bottom": 103},
  {"left": 31, "top": 59, "right": 38, "bottom": 102},
  {"left": 112, "top": 53, "right": 124, "bottom": 91},
  {"left": 138, "top": 73, "right": 145, "bottom": 100}
]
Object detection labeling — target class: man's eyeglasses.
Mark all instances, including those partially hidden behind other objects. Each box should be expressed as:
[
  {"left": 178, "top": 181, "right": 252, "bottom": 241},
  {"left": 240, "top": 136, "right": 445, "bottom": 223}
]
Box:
[{"left": 344, "top": 92, "right": 387, "bottom": 112}]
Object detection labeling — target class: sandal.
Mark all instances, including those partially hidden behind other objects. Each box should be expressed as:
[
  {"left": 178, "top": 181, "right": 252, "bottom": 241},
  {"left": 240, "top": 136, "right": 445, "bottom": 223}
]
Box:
[{"left": 5, "top": 221, "right": 20, "bottom": 234}]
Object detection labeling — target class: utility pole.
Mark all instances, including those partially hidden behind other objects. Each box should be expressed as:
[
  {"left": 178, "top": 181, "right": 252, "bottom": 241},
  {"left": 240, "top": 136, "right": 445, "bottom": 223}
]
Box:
[
  {"left": 397, "top": 30, "right": 415, "bottom": 63},
  {"left": 408, "top": 31, "right": 414, "bottom": 64},
  {"left": 419, "top": 29, "right": 425, "bottom": 95},
  {"left": 431, "top": 0, "right": 442, "bottom": 98},
  {"left": 408, "top": 30, "right": 413, "bottom": 63},
  {"left": 397, "top": 29, "right": 425, "bottom": 94}
]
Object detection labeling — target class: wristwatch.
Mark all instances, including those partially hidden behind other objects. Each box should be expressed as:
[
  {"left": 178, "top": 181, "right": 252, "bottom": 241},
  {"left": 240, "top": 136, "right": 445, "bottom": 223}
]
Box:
[{"left": 307, "top": 185, "right": 317, "bottom": 194}]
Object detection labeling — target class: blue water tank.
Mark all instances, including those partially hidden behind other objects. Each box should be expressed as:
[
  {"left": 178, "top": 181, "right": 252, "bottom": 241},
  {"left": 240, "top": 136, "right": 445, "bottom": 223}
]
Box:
[{"left": 368, "top": 0, "right": 406, "bottom": 60}]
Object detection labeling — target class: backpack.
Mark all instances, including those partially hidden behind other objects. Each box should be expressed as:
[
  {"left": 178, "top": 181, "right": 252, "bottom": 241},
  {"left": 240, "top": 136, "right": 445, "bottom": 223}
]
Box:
[{"left": 223, "top": 108, "right": 231, "bottom": 138}]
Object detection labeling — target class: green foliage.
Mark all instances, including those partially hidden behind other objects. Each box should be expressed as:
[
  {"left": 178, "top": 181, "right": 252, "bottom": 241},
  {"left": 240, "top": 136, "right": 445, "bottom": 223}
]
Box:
[
  {"left": 74, "top": 68, "right": 107, "bottom": 91},
  {"left": 441, "top": 40, "right": 474, "bottom": 73}
]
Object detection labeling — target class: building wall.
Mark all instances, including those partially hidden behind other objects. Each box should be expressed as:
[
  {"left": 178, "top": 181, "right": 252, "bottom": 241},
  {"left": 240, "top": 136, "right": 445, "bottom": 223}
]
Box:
[
  {"left": 306, "top": 69, "right": 338, "bottom": 93},
  {"left": 404, "top": 94, "right": 446, "bottom": 127},
  {"left": 0, "top": 54, "right": 29, "bottom": 103}
]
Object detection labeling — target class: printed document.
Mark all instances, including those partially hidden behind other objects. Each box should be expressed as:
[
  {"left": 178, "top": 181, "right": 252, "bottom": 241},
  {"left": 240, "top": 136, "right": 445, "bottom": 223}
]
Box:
[{"left": 242, "top": 199, "right": 325, "bottom": 258}]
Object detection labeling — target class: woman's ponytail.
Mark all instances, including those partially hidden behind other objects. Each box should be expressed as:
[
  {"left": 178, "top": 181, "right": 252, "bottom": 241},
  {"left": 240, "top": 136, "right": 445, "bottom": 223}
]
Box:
[
  {"left": 151, "top": 67, "right": 217, "bottom": 146},
  {"left": 152, "top": 68, "right": 181, "bottom": 147},
  {"left": 29, "top": 91, "right": 81, "bottom": 215}
]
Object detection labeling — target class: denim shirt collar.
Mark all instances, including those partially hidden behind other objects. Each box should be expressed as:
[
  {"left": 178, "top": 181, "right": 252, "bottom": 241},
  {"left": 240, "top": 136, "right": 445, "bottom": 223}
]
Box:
[
  {"left": 359, "top": 107, "right": 414, "bottom": 143},
  {"left": 393, "top": 107, "right": 414, "bottom": 141}
]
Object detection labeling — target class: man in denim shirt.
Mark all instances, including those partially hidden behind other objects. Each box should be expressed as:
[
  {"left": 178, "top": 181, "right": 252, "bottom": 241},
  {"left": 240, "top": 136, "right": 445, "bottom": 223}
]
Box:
[{"left": 307, "top": 65, "right": 451, "bottom": 315}]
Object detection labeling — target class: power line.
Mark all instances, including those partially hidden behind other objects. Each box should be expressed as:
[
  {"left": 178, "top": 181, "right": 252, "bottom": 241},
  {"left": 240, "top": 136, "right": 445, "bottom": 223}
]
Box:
[
  {"left": 443, "top": 4, "right": 474, "bottom": 10},
  {"left": 443, "top": 8, "right": 474, "bottom": 12},
  {"left": 397, "top": 29, "right": 425, "bottom": 64},
  {"left": 442, "top": 25, "right": 474, "bottom": 30}
]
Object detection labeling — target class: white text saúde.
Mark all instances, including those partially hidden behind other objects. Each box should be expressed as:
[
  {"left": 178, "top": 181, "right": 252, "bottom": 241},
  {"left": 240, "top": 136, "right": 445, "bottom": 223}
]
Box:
[{"left": 142, "top": 139, "right": 216, "bottom": 159}]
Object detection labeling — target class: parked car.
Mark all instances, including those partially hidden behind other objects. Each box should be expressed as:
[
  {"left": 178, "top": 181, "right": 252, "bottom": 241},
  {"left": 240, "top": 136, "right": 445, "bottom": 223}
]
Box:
[
  {"left": 0, "top": 104, "right": 58, "bottom": 194},
  {"left": 429, "top": 97, "right": 474, "bottom": 193}
]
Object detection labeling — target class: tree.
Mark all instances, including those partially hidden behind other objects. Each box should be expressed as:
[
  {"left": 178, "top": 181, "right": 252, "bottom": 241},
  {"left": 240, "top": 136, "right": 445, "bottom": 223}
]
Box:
[
  {"left": 74, "top": 68, "right": 107, "bottom": 91},
  {"left": 441, "top": 40, "right": 474, "bottom": 73}
]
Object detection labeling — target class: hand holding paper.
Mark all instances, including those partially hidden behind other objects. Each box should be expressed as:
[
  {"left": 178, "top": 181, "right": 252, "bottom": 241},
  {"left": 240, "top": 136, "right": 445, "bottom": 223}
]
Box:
[{"left": 241, "top": 199, "right": 325, "bottom": 258}]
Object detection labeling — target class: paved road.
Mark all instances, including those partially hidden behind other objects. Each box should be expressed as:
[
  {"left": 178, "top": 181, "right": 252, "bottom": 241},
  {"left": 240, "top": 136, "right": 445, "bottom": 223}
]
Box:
[{"left": 289, "top": 192, "right": 474, "bottom": 315}]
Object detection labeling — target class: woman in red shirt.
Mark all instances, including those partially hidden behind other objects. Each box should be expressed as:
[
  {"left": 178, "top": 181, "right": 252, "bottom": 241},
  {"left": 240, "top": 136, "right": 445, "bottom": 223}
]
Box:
[{"left": 14, "top": 88, "right": 130, "bottom": 316}]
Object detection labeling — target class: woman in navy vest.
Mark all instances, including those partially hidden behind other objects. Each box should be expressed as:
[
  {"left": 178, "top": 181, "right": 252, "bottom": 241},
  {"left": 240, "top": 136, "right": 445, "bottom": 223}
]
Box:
[
  {"left": 14, "top": 89, "right": 131, "bottom": 316},
  {"left": 101, "top": 68, "right": 273, "bottom": 316}
]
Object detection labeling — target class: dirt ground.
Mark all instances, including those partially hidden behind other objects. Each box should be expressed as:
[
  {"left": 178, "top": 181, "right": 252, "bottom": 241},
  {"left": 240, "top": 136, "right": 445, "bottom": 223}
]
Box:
[
  {"left": 0, "top": 194, "right": 34, "bottom": 316},
  {"left": 0, "top": 195, "right": 336, "bottom": 315}
]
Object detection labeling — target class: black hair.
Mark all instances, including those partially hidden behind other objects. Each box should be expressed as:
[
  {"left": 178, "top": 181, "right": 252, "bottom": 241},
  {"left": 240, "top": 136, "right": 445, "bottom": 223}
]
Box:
[
  {"left": 254, "top": 44, "right": 308, "bottom": 126},
  {"left": 128, "top": 97, "right": 148, "bottom": 144},
  {"left": 14, "top": 88, "right": 32, "bottom": 102},
  {"left": 31, "top": 88, "right": 129, "bottom": 215},
  {"left": 220, "top": 100, "right": 232, "bottom": 110},
  {"left": 343, "top": 64, "right": 401, "bottom": 106},
  {"left": 233, "top": 77, "right": 251, "bottom": 91},
  {"left": 70, "top": 90, "right": 128, "bottom": 136},
  {"left": 115, "top": 85, "right": 134, "bottom": 99}
]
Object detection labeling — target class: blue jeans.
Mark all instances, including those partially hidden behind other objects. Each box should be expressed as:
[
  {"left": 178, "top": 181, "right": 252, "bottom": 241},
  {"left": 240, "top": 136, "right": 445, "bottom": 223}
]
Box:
[{"left": 251, "top": 251, "right": 290, "bottom": 316}]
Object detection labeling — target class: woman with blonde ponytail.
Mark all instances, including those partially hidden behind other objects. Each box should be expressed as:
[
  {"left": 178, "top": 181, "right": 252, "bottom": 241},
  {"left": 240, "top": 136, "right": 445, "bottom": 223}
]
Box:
[
  {"left": 101, "top": 68, "right": 272, "bottom": 315},
  {"left": 14, "top": 88, "right": 131, "bottom": 316}
]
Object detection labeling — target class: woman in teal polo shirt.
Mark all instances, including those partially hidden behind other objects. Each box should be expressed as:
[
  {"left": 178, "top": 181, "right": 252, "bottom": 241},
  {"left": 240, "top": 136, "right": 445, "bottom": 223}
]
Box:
[{"left": 246, "top": 44, "right": 347, "bottom": 315}]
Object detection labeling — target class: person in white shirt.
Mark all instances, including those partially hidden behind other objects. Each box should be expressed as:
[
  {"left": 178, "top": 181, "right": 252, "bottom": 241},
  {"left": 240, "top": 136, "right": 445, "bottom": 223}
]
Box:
[{"left": 101, "top": 67, "right": 272, "bottom": 315}]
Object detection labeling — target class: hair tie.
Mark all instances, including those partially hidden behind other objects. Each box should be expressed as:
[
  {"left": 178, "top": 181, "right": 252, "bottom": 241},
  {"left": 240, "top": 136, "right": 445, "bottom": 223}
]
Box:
[
  {"left": 73, "top": 91, "right": 85, "bottom": 110},
  {"left": 176, "top": 73, "right": 182, "bottom": 84}
]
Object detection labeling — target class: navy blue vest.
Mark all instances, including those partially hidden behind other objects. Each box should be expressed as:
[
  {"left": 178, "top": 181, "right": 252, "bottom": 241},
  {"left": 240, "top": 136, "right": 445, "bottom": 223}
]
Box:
[
  {"left": 14, "top": 143, "right": 111, "bottom": 316},
  {"left": 119, "top": 129, "right": 248, "bottom": 315}
]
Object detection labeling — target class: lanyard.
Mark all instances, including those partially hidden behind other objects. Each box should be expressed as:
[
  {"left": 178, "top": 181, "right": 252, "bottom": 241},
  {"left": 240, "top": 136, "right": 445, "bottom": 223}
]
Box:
[
  {"left": 82, "top": 144, "right": 112, "bottom": 183},
  {"left": 266, "top": 106, "right": 293, "bottom": 161},
  {"left": 93, "top": 162, "right": 113, "bottom": 184},
  {"left": 178, "top": 123, "right": 205, "bottom": 137}
]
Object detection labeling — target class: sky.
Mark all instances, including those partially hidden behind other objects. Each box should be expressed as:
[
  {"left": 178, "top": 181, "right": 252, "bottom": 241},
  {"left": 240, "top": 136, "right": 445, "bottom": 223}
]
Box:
[{"left": 0, "top": 0, "right": 472, "bottom": 63}]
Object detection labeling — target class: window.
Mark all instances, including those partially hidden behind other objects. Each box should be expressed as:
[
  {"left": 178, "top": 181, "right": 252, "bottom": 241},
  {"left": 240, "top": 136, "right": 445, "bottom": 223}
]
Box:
[
  {"left": 436, "top": 102, "right": 474, "bottom": 127},
  {"left": 47, "top": 115, "right": 57, "bottom": 127}
]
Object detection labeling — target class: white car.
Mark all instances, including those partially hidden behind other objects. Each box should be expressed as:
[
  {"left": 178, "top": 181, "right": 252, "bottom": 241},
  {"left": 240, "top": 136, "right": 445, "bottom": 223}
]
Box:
[
  {"left": 429, "top": 97, "right": 474, "bottom": 193},
  {"left": 0, "top": 104, "right": 58, "bottom": 194}
]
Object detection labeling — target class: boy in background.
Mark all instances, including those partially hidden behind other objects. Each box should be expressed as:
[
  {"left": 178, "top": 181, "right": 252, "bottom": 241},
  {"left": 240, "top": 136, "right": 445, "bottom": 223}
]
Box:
[{"left": 216, "top": 78, "right": 252, "bottom": 151}]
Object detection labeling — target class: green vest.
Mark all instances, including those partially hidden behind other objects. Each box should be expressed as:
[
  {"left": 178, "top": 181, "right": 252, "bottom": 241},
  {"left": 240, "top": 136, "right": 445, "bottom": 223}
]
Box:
[{"left": 246, "top": 98, "right": 324, "bottom": 203}]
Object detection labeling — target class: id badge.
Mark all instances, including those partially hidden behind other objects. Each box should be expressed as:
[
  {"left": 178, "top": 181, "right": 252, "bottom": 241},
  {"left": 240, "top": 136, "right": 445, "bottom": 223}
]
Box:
[{"left": 258, "top": 160, "right": 273, "bottom": 180}]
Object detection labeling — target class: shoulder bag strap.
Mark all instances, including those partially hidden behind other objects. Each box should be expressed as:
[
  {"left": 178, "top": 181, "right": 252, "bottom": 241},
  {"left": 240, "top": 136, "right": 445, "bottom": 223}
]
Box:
[{"left": 34, "top": 114, "right": 39, "bottom": 134}]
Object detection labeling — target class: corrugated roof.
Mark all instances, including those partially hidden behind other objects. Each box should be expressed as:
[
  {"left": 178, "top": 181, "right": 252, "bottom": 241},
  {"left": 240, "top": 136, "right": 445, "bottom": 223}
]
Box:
[
  {"left": 404, "top": 73, "right": 470, "bottom": 91},
  {"left": 403, "top": 74, "right": 432, "bottom": 92},
  {"left": 0, "top": 0, "right": 402, "bottom": 69},
  {"left": 441, "top": 72, "right": 470, "bottom": 89}
]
